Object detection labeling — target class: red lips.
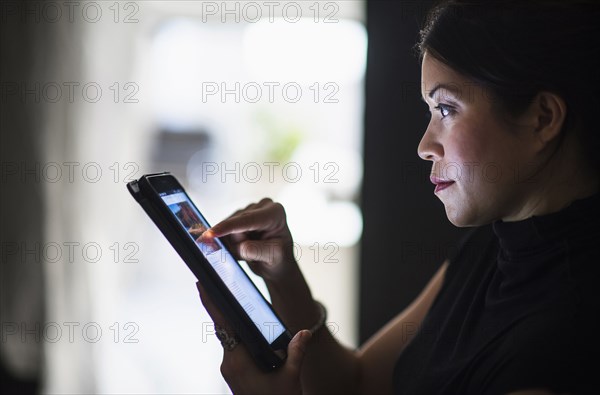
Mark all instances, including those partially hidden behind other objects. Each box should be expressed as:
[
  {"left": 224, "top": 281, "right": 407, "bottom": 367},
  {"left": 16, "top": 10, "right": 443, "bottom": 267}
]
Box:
[{"left": 430, "top": 176, "right": 455, "bottom": 193}]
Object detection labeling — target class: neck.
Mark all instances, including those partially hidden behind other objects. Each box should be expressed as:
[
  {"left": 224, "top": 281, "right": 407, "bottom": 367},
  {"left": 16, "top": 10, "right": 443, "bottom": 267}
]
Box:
[{"left": 502, "top": 133, "right": 599, "bottom": 222}]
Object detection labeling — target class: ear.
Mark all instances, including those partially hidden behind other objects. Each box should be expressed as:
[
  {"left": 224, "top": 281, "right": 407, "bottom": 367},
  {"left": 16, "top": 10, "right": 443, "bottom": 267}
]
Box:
[{"left": 529, "top": 91, "right": 567, "bottom": 150}]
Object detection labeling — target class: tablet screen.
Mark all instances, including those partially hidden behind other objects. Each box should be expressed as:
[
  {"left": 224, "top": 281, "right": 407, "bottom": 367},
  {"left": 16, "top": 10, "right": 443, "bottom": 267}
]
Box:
[{"left": 160, "top": 189, "right": 286, "bottom": 344}]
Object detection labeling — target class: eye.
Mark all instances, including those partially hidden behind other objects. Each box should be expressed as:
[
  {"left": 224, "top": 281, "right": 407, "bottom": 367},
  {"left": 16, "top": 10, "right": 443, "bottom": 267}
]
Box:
[{"left": 434, "top": 104, "right": 454, "bottom": 118}]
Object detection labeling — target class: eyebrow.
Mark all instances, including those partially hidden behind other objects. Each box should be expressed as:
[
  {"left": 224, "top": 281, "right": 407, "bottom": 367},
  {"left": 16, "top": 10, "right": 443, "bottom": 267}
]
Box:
[{"left": 422, "top": 83, "right": 462, "bottom": 102}]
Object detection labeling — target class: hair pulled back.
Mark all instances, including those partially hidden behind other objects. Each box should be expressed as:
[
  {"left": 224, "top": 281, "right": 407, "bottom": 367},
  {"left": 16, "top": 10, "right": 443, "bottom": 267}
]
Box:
[{"left": 419, "top": 0, "right": 600, "bottom": 175}]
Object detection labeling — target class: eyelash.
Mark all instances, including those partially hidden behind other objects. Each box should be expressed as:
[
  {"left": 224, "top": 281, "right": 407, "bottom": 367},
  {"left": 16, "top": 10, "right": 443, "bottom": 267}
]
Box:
[{"left": 434, "top": 104, "right": 454, "bottom": 118}]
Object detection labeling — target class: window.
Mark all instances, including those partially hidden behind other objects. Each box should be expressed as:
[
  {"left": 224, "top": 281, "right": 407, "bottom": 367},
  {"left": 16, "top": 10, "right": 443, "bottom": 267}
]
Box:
[{"left": 42, "top": 2, "right": 366, "bottom": 393}]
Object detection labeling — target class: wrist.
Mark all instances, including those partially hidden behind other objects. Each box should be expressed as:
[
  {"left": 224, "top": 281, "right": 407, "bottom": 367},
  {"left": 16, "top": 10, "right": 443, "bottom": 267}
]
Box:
[
  {"left": 265, "top": 262, "right": 311, "bottom": 303},
  {"left": 265, "top": 268, "right": 321, "bottom": 332}
]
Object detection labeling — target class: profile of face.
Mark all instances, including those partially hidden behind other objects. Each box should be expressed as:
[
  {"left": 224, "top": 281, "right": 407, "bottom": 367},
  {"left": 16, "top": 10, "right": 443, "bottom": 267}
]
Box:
[{"left": 418, "top": 52, "right": 560, "bottom": 227}]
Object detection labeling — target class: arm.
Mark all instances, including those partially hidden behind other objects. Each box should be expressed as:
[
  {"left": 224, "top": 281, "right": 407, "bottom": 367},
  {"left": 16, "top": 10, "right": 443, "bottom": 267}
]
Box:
[
  {"left": 267, "top": 260, "right": 448, "bottom": 394},
  {"left": 356, "top": 260, "right": 448, "bottom": 394},
  {"left": 200, "top": 199, "right": 448, "bottom": 394}
]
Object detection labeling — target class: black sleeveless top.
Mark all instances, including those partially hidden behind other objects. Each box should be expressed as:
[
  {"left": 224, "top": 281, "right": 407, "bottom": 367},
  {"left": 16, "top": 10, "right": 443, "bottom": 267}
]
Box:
[{"left": 393, "top": 193, "right": 600, "bottom": 394}]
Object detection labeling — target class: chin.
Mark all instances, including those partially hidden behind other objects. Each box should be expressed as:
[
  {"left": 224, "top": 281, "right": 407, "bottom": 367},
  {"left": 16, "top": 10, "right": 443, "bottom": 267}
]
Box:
[
  {"left": 444, "top": 204, "right": 481, "bottom": 228},
  {"left": 446, "top": 213, "right": 469, "bottom": 227}
]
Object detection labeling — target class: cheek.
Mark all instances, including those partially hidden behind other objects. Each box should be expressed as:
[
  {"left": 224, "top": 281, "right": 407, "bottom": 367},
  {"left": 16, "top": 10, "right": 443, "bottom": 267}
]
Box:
[
  {"left": 436, "top": 119, "right": 528, "bottom": 226},
  {"left": 440, "top": 124, "right": 488, "bottom": 180},
  {"left": 444, "top": 119, "right": 516, "bottom": 182}
]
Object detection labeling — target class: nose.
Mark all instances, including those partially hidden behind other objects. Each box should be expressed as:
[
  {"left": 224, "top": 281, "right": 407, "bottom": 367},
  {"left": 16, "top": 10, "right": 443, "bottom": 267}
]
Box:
[{"left": 417, "top": 122, "right": 443, "bottom": 161}]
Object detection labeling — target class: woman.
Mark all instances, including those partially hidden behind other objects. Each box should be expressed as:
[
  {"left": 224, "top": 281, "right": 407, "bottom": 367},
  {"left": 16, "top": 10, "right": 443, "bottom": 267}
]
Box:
[{"left": 197, "top": 1, "right": 600, "bottom": 393}]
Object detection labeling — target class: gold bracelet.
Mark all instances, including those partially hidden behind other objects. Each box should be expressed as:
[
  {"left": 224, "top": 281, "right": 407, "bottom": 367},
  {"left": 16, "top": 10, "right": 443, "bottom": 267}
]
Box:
[{"left": 308, "top": 300, "right": 327, "bottom": 335}]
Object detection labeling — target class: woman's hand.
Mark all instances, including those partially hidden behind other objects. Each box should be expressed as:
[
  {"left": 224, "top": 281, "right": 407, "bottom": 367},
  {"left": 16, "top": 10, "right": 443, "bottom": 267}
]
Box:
[
  {"left": 197, "top": 281, "right": 312, "bottom": 395},
  {"left": 198, "top": 198, "right": 296, "bottom": 283},
  {"left": 199, "top": 198, "right": 320, "bottom": 337}
]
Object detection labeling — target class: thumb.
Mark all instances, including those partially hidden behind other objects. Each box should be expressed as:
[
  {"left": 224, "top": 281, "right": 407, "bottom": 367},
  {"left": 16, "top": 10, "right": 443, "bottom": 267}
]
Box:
[{"left": 285, "top": 330, "right": 312, "bottom": 372}]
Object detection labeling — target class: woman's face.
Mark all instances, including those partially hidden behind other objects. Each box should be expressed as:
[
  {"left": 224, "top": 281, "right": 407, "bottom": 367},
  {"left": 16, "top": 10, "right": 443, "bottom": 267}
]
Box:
[{"left": 418, "top": 52, "right": 539, "bottom": 226}]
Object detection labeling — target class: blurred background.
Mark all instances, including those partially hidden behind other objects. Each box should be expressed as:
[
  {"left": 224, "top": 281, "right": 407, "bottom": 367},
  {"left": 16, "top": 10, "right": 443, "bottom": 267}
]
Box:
[{"left": 1, "top": 1, "right": 460, "bottom": 394}]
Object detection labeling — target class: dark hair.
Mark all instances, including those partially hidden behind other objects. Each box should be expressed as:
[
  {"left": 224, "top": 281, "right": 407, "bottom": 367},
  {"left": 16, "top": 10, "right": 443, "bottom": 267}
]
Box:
[{"left": 418, "top": 0, "right": 600, "bottom": 174}]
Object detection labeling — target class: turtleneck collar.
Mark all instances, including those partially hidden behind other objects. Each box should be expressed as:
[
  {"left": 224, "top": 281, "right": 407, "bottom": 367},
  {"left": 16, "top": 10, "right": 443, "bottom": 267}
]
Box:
[
  {"left": 492, "top": 192, "right": 600, "bottom": 257},
  {"left": 485, "top": 192, "right": 600, "bottom": 301}
]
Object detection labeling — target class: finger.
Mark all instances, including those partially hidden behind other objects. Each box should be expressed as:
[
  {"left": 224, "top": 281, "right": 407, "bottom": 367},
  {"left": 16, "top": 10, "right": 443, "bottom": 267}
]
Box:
[
  {"left": 219, "top": 338, "right": 260, "bottom": 378},
  {"left": 207, "top": 214, "right": 266, "bottom": 237},
  {"left": 285, "top": 330, "right": 312, "bottom": 373},
  {"left": 245, "top": 260, "right": 263, "bottom": 276},
  {"left": 195, "top": 230, "right": 245, "bottom": 261},
  {"left": 218, "top": 234, "right": 244, "bottom": 260},
  {"left": 196, "top": 281, "right": 229, "bottom": 328},
  {"left": 241, "top": 197, "right": 273, "bottom": 212},
  {"left": 238, "top": 239, "right": 285, "bottom": 264},
  {"left": 223, "top": 198, "right": 272, "bottom": 223},
  {"left": 221, "top": 231, "right": 247, "bottom": 246},
  {"left": 208, "top": 202, "right": 284, "bottom": 238},
  {"left": 254, "top": 197, "right": 274, "bottom": 207}
]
